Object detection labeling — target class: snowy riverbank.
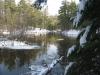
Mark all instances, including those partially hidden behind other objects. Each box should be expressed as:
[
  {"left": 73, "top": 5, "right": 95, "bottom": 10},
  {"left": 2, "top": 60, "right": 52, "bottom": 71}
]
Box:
[
  {"left": 25, "top": 28, "right": 50, "bottom": 36},
  {"left": 62, "top": 30, "right": 80, "bottom": 38},
  {"left": 0, "top": 40, "right": 40, "bottom": 50}
]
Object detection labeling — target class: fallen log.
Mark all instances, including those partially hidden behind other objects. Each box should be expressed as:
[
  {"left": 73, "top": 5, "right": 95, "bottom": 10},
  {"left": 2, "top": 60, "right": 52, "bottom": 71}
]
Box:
[{"left": 38, "top": 56, "right": 64, "bottom": 75}]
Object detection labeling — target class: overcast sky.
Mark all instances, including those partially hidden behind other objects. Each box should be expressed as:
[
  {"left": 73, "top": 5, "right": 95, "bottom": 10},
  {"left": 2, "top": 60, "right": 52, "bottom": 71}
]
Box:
[
  {"left": 47, "top": 0, "right": 79, "bottom": 15},
  {"left": 16, "top": 0, "right": 79, "bottom": 15}
]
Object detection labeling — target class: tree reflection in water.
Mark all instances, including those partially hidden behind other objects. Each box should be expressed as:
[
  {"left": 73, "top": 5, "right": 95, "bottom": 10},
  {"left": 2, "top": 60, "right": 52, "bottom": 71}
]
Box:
[
  {"left": 0, "top": 34, "right": 76, "bottom": 75},
  {"left": 0, "top": 34, "right": 61, "bottom": 71},
  {"left": 57, "top": 37, "right": 76, "bottom": 65},
  {"left": 0, "top": 49, "right": 40, "bottom": 71}
]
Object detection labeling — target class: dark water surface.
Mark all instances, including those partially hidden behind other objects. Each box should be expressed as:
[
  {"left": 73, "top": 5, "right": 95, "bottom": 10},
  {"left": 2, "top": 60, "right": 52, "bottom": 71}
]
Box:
[{"left": 0, "top": 34, "right": 75, "bottom": 75}]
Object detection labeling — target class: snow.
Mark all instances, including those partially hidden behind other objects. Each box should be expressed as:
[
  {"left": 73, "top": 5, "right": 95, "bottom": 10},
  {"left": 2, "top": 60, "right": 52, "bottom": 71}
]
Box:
[
  {"left": 0, "top": 40, "right": 40, "bottom": 50},
  {"left": 29, "top": 65, "right": 47, "bottom": 72},
  {"left": 25, "top": 28, "right": 50, "bottom": 36},
  {"left": 78, "top": 28, "right": 85, "bottom": 36},
  {"left": 67, "top": 30, "right": 80, "bottom": 36},
  {"left": 2, "top": 31, "right": 10, "bottom": 35},
  {"left": 73, "top": 0, "right": 88, "bottom": 27},
  {"left": 36, "top": 59, "right": 59, "bottom": 75},
  {"left": 29, "top": 57, "right": 63, "bottom": 75},
  {"left": 62, "top": 30, "right": 80, "bottom": 38},
  {"left": 0, "top": 37, "right": 8, "bottom": 41},
  {"left": 57, "top": 38, "right": 64, "bottom": 41},
  {"left": 79, "top": 0, "right": 87, "bottom": 11},
  {"left": 80, "top": 25, "right": 91, "bottom": 47},
  {"left": 38, "top": 68, "right": 48, "bottom": 75},
  {"left": 73, "top": 12, "right": 82, "bottom": 27},
  {"left": 67, "top": 45, "right": 76, "bottom": 57},
  {"left": 39, "top": 57, "right": 63, "bottom": 75},
  {"left": 64, "top": 62, "right": 74, "bottom": 75},
  {"left": 49, "top": 59, "right": 58, "bottom": 68}
]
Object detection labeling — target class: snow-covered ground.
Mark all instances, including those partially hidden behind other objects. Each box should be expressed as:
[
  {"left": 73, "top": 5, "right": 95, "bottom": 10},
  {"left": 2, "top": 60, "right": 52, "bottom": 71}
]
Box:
[
  {"left": 62, "top": 30, "right": 80, "bottom": 38},
  {"left": 2, "top": 31, "right": 10, "bottom": 35},
  {"left": 25, "top": 28, "right": 50, "bottom": 36},
  {"left": 0, "top": 40, "right": 40, "bottom": 50},
  {"left": 1, "top": 28, "right": 50, "bottom": 36}
]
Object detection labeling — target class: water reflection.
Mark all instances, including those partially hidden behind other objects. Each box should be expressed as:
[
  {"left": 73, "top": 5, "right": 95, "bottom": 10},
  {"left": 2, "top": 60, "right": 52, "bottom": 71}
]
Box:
[
  {"left": 0, "top": 34, "right": 75, "bottom": 75},
  {"left": 0, "top": 50, "right": 39, "bottom": 70},
  {"left": 57, "top": 37, "right": 76, "bottom": 65}
]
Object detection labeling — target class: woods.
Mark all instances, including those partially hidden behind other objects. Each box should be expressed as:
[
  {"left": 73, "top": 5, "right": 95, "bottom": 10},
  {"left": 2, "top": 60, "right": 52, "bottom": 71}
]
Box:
[
  {"left": 58, "top": 0, "right": 77, "bottom": 30},
  {"left": 66, "top": 0, "right": 100, "bottom": 75},
  {"left": 35, "top": 0, "right": 100, "bottom": 75},
  {"left": 0, "top": 0, "right": 58, "bottom": 32},
  {"left": 0, "top": 0, "right": 77, "bottom": 33},
  {"left": 0, "top": 0, "right": 100, "bottom": 75}
]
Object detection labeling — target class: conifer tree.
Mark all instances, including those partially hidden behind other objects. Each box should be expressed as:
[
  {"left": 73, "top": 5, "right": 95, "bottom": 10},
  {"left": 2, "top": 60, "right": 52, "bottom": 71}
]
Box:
[
  {"left": 65, "top": 0, "right": 100, "bottom": 75},
  {"left": 58, "top": 0, "right": 77, "bottom": 30},
  {"left": 32, "top": 0, "right": 100, "bottom": 75}
]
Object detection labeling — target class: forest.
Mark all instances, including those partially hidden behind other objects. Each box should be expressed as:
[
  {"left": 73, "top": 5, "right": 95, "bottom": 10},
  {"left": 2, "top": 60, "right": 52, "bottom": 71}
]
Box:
[
  {"left": 0, "top": 0, "right": 77, "bottom": 32},
  {"left": 0, "top": 0, "right": 100, "bottom": 75}
]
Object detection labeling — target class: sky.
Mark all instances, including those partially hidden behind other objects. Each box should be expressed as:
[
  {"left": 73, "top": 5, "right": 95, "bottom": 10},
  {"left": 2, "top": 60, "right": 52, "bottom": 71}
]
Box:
[
  {"left": 16, "top": 0, "right": 79, "bottom": 16},
  {"left": 47, "top": 0, "right": 79, "bottom": 15}
]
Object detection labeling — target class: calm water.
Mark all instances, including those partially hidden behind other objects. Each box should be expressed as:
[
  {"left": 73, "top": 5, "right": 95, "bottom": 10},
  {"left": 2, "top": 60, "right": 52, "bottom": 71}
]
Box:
[{"left": 0, "top": 34, "right": 75, "bottom": 75}]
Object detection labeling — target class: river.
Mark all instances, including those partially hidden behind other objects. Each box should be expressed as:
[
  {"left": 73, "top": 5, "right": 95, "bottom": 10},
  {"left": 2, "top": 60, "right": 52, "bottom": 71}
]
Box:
[{"left": 0, "top": 34, "right": 76, "bottom": 75}]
